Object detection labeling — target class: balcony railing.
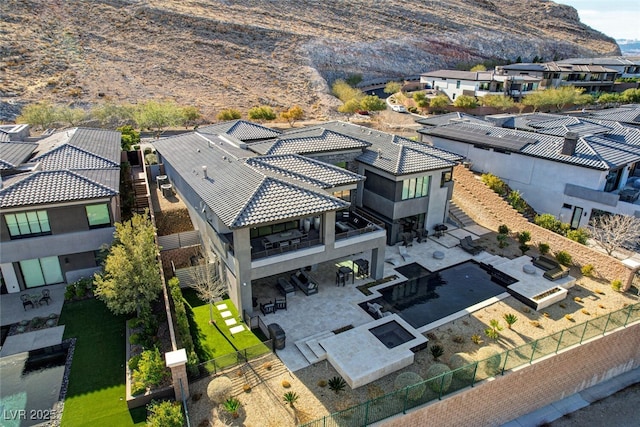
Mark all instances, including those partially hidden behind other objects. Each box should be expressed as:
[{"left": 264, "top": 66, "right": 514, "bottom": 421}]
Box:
[{"left": 335, "top": 209, "right": 384, "bottom": 241}]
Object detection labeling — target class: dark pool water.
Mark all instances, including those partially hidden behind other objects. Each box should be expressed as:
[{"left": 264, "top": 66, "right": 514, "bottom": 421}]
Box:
[
  {"left": 369, "top": 320, "right": 415, "bottom": 349},
  {"left": 0, "top": 345, "right": 68, "bottom": 427},
  {"left": 379, "top": 261, "right": 511, "bottom": 329}
]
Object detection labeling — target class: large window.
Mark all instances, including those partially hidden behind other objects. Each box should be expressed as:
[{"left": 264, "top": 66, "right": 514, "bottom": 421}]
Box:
[
  {"left": 5, "top": 210, "right": 51, "bottom": 238},
  {"left": 86, "top": 204, "right": 111, "bottom": 228},
  {"left": 401, "top": 176, "right": 430, "bottom": 200},
  {"left": 332, "top": 190, "right": 351, "bottom": 202},
  {"left": 19, "top": 256, "right": 64, "bottom": 288}
]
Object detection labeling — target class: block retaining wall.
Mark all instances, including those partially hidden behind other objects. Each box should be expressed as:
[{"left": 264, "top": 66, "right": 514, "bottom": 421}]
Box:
[{"left": 381, "top": 322, "right": 640, "bottom": 426}]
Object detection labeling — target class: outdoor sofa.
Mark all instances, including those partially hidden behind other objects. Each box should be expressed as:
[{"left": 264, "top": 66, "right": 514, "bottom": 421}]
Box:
[
  {"left": 290, "top": 270, "right": 319, "bottom": 295},
  {"left": 460, "top": 236, "right": 483, "bottom": 255},
  {"left": 532, "top": 255, "right": 569, "bottom": 281}
]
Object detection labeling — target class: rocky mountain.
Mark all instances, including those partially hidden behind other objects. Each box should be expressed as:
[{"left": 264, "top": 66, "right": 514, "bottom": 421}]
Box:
[{"left": 0, "top": 0, "right": 621, "bottom": 121}]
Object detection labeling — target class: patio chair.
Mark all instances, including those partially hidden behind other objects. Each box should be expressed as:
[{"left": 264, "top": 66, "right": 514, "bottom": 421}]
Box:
[
  {"left": 260, "top": 301, "right": 275, "bottom": 315},
  {"left": 21, "top": 294, "right": 35, "bottom": 311},
  {"left": 274, "top": 297, "right": 287, "bottom": 311},
  {"left": 262, "top": 239, "right": 273, "bottom": 250},
  {"left": 39, "top": 289, "right": 52, "bottom": 306}
]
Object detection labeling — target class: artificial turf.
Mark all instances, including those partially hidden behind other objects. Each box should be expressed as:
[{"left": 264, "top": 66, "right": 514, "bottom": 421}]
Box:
[
  {"left": 59, "top": 298, "right": 146, "bottom": 426},
  {"left": 181, "top": 289, "right": 268, "bottom": 363}
]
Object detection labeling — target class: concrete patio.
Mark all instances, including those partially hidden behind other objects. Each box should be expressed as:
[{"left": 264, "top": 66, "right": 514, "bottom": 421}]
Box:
[{"left": 249, "top": 223, "right": 574, "bottom": 386}]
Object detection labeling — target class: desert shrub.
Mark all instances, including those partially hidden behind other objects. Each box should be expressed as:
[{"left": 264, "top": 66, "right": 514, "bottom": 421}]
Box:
[
  {"left": 471, "top": 334, "right": 483, "bottom": 345},
  {"left": 425, "top": 363, "right": 453, "bottom": 393},
  {"left": 449, "top": 353, "right": 476, "bottom": 381},
  {"left": 564, "top": 314, "right": 574, "bottom": 321},
  {"left": 507, "top": 190, "right": 527, "bottom": 213},
  {"left": 481, "top": 173, "right": 506, "bottom": 195},
  {"left": 367, "top": 384, "right": 384, "bottom": 400},
  {"left": 223, "top": 397, "right": 241, "bottom": 419},
  {"left": 611, "top": 279, "right": 623, "bottom": 292},
  {"left": 328, "top": 376, "right": 346, "bottom": 394},
  {"left": 281, "top": 380, "right": 291, "bottom": 388},
  {"left": 452, "top": 335, "right": 465, "bottom": 344},
  {"left": 538, "top": 242, "right": 550, "bottom": 255},
  {"left": 146, "top": 400, "right": 184, "bottom": 427},
  {"left": 317, "top": 380, "right": 327, "bottom": 388},
  {"left": 503, "top": 313, "right": 518, "bottom": 329},
  {"left": 242, "top": 384, "right": 251, "bottom": 393},
  {"left": 394, "top": 372, "right": 425, "bottom": 401},
  {"left": 283, "top": 391, "right": 299, "bottom": 407},
  {"left": 430, "top": 344, "right": 444, "bottom": 361},
  {"left": 207, "top": 376, "right": 232, "bottom": 403},
  {"left": 216, "top": 109, "right": 241, "bottom": 121},
  {"left": 498, "top": 224, "right": 510, "bottom": 235},
  {"left": 566, "top": 228, "right": 589, "bottom": 245},
  {"left": 516, "top": 231, "right": 531, "bottom": 245},
  {"left": 555, "top": 251, "right": 572, "bottom": 266},
  {"left": 581, "top": 264, "right": 595, "bottom": 277},
  {"left": 534, "top": 214, "right": 569, "bottom": 235},
  {"left": 476, "top": 347, "right": 501, "bottom": 376}
]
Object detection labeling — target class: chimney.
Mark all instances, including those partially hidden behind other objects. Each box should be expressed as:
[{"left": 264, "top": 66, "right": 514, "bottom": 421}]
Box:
[
  {"left": 561, "top": 132, "right": 578, "bottom": 156},
  {"left": 202, "top": 165, "right": 207, "bottom": 179}
]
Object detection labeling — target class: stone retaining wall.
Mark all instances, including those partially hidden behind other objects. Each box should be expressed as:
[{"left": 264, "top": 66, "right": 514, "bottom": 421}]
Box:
[{"left": 452, "top": 165, "right": 635, "bottom": 289}]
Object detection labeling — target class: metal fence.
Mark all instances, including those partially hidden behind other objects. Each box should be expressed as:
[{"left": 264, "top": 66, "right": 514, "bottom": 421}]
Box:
[
  {"left": 189, "top": 340, "right": 273, "bottom": 381},
  {"left": 301, "top": 301, "right": 640, "bottom": 427}
]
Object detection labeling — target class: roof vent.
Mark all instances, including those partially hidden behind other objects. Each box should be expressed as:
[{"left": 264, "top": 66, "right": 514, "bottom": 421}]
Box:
[
  {"left": 202, "top": 165, "right": 208, "bottom": 179},
  {"left": 377, "top": 149, "right": 382, "bottom": 159},
  {"left": 561, "top": 132, "right": 579, "bottom": 156},
  {"left": 222, "top": 156, "right": 227, "bottom": 160}
]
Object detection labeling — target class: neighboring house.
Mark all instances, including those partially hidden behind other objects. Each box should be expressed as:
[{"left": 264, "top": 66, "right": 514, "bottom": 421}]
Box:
[
  {"left": 495, "top": 61, "right": 618, "bottom": 93},
  {"left": 415, "top": 112, "right": 490, "bottom": 128},
  {"left": 418, "top": 114, "right": 640, "bottom": 228},
  {"left": 153, "top": 120, "right": 462, "bottom": 314},
  {"left": 581, "top": 104, "right": 640, "bottom": 129},
  {"left": 0, "top": 128, "right": 122, "bottom": 294},
  {"left": 556, "top": 57, "right": 640, "bottom": 80},
  {"left": 420, "top": 70, "right": 540, "bottom": 101}
]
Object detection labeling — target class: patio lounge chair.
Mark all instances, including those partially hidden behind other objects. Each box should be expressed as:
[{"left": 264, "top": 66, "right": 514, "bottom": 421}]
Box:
[
  {"left": 398, "top": 245, "right": 412, "bottom": 262},
  {"left": 21, "top": 294, "right": 35, "bottom": 311},
  {"left": 290, "top": 270, "right": 318, "bottom": 295},
  {"left": 533, "top": 256, "right": 569, "bottom": 281},
  {"left": 39, "top": 289, "right": 52, "bottom": 305},
  {"left": 460, "top": 236, "right": 483, "bottom": 255}
]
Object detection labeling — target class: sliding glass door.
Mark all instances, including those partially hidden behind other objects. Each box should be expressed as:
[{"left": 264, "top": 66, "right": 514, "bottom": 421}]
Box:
[{"left": 19, "top": 256, "right": 64, "bottom": 288}]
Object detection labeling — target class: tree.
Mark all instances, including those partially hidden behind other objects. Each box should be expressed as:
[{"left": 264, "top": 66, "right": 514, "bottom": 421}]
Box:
[
  {"left": 190, "top": 251, "right": 228, "bottom": 324},
  {"left": 247, "top": 105, "right": 276, "bottom": 121},
  {"left": 589, "top": 214, "right": 640, "bottom": 256},
  {"left": 344, "top": 74, "right": 363, "bottom": 87},
  {"left": 180, "top": 105, "right": 202, "bottom": 128},
  {"left": 117, "top": 125, "right": 140, "bottom": 151},
  {"left": 621, "top": 88, "right": 640, "bottom": 103},
  {"left": 453, "top": 95, "right": 478, "bottom": 110},
  {"left": 359, "top": 95, "right": 386, "bottom": 112},
  {"left": 92, "top": 102, "right": 133, "bottom": 128},
  {"left": 217, "top": 108, "right": 241, "bottom": 121},
  {"left": 280, "top": 105, "right": 304, "bottom": 127},
  {"left": 132, "top": 100, "right": 183, "bottom": 137},
  {"left": 549, "top": 86, "right": 584, "bottom": 111},
  {"left": 16, "top": 102, "right": 58, "bottom": 130},
  {"left": 521, "top": 91, "right": 548, "bottom": 112},
  {"left": 481, "top": 94, "right": 515, "bottom": 111},
  {"left": 597, "top": 92, "right": 621, "bottom": 105},
  {"left": 429, "top": 95, "right": 450, "bottom": 113},
  {"left": 146, "top": 400, "right": 184, "bottom": 427},
  {"left": 57, "top": 105, "right": 87, "bottom": 127},
  {"left": 338, "top": 98, "right": 362, "bottom": 114},
  {"left": 384, "top": 81, "right": 402, "bottom": 94},
  {"left": 470, "top": 64, "right": 487, "bottom": 72},
  {"left": 413, "top": 92, "right": 430, "bottom": 111},
  {"left": 94, "top": 212, "right": 162, "bottom": 315}
]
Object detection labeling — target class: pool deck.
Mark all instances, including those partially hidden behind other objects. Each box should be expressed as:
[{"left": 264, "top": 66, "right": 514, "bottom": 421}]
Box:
[{"left": 251, "top": 224, "right": 572, "bottom": 386}]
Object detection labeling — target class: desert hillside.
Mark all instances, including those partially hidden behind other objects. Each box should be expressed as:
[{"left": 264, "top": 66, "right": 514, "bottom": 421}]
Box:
[{"left": 0, "top": 0, "right": 620, "bottom": 121}]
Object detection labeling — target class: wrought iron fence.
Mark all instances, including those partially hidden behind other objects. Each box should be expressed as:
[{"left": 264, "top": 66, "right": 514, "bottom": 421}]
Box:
[
  {"left": 189, "top": 340, "right": 273, "bottom": 381},
  {"left": 301, "top": 301, "right": 640, "bottom": 427}
]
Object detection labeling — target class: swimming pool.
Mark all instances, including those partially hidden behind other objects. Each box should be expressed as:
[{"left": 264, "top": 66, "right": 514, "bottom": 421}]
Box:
[{"left": 376, "top": 261, "right": 513, "bottom": 329}]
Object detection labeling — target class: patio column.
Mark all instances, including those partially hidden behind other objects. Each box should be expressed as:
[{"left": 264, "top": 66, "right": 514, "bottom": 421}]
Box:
[
  {"left": 232, "top": 227, "right": 253, "bottom": 314},
  {"left": 0, "top": 263, "right": 20, "bottom": 293},
  {"left": 165, "top": 348, "right": 189, "bottom": 400},
  {"left": 370, "top": 247, "right": 385, "bottom": 280},
  {"left": 323, "top": 211, "right": 336, "bottom": 248}
]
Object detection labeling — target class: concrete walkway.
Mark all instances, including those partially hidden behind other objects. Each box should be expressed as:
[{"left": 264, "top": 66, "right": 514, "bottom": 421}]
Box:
[
  {"left": 503, "top": 366, "right": 640, "bottom": 427},
  {"left": 0, "top": 325, "right": 66, "bottom": 357}
]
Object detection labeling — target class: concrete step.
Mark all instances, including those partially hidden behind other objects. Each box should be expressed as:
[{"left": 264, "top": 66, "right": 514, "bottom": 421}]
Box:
[
  {"left": 449, "top": 202, "right": 475, "bottom": 228},
  {"left": 294, "top": 331, "right": 334, "bottom": 364}
]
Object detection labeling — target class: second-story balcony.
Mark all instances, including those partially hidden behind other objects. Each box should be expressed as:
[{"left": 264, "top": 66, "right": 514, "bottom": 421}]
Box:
[{"left": 334, "top": 209, "right": 385, "bottom": 241}]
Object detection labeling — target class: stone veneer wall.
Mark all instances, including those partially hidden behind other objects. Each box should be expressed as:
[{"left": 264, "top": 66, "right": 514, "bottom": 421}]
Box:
[
  {"left": 452, "top": 165, "right": 635, "bottom": 290},
  {"left": 381, "top": 322, "right": 640, "bottom": 427}
]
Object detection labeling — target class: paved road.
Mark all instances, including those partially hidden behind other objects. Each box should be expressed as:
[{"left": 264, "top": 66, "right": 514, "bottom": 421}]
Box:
[{"left": 549, "top": 381, "right": 640, "bottom": 427}]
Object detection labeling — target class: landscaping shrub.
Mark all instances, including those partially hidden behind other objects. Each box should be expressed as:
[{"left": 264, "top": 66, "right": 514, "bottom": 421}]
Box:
[
  {"left": 507, "top": 190, "right": 527, "bottom": 213},
  {"left": 128, "top": 354, "right": 141, "bottom": 371},
  {"left": 611, "top": 279, "right": 623, "bottom": 292},
  {"left": 481, "top": 173, "right": 506, "bottom": 195},
  {"left": 64, "top": 284, "right": 76, "bottom": 300},
  {"left": 328, "top": 376, "right": 346, "bottom": 394},
  {"left": 476, "top": 347, "right": 501, "bottom": 376},
  {"left": 425, "top": 363, "right": 453, "bottom": 393},
  {"left": 146, "top": 400, "right": 184, "bottom": 427},
  {"left": 566, "top": 228, "right": 589, "bottom": 245},
  {"left": 394, "top": 372, "right": 425, "bottom": 401},
  {"left": 430, "top": 344, "right": 444, "bottom": 361},
  {"left": 534, "top": 213, "right": 569, "bottom": 235},
  {"left": 581, "top": 264, "right": 595, "bottom": 277},
  {"left": 167, "top": 277, "right": 199, "bottom": 372},
  {"left": 555, "top": 251, "right": 572, "bottom": 266},
  {"left": 498, "top": 224, "right": 510, "bottom": 235},
  {"left": 449, "top": 353, "right": 476, "bottom": 381},
  {"left": 131, "top": 348, "right": 169, "bottom": 393},
  {"left": 538, "top": 242, "right": 550, "bottom": 255},
  {"left": 207, "top": 376, "right": 232, "bottom": 404}
]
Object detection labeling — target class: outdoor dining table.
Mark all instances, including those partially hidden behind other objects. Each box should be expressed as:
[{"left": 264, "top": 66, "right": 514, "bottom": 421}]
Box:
[{"left": 264, "top": 229, "right": 303, "bottom": 247}]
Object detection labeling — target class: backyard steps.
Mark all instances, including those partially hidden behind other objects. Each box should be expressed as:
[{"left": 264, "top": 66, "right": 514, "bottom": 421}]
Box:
[
  {"left": 448, "top": 201, "right": 475, "bottom": 228},
  {"left": 476, "top": 253, "right": 510, "bottom": 267},
  {"left": 294, "top": 331, "right": 334, "bottom": 364}
]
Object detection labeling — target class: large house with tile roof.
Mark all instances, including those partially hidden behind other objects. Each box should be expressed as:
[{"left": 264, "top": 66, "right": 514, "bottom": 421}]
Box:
[
  {"left": 0, "top": 128, "right": 121, "bottom": 294},
  {"left": 418, "top": 113, "right": 640, "bottom": 228},
  {"left": 153, "top": 120, "right": 462, "bottom": 314}
]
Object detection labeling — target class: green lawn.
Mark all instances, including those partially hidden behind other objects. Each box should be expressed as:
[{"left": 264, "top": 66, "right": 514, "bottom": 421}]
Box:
[
  {"left": 59, "top": 299, "right": 146, "bottom": 426},
  {"left": 182, "top": 289, "right": 268, "bottom": 364}
]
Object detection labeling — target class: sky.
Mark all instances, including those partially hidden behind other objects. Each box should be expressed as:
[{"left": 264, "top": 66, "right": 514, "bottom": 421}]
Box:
[{"left": 558, "top": 0, "right": 640, "bottom": 40}]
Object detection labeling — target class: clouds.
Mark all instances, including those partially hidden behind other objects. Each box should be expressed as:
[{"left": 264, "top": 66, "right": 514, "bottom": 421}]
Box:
[{"left": 559, "top": 0, "right": 640, "bottom": 39}]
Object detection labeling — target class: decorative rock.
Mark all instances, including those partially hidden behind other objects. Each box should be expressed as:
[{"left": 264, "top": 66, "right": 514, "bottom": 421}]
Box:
[
  {"left": 433, "top": 251, "right": 445, "bottom": 260},
  {"left": 523, "top": 264, "right": 536, "bottom": 274}
]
